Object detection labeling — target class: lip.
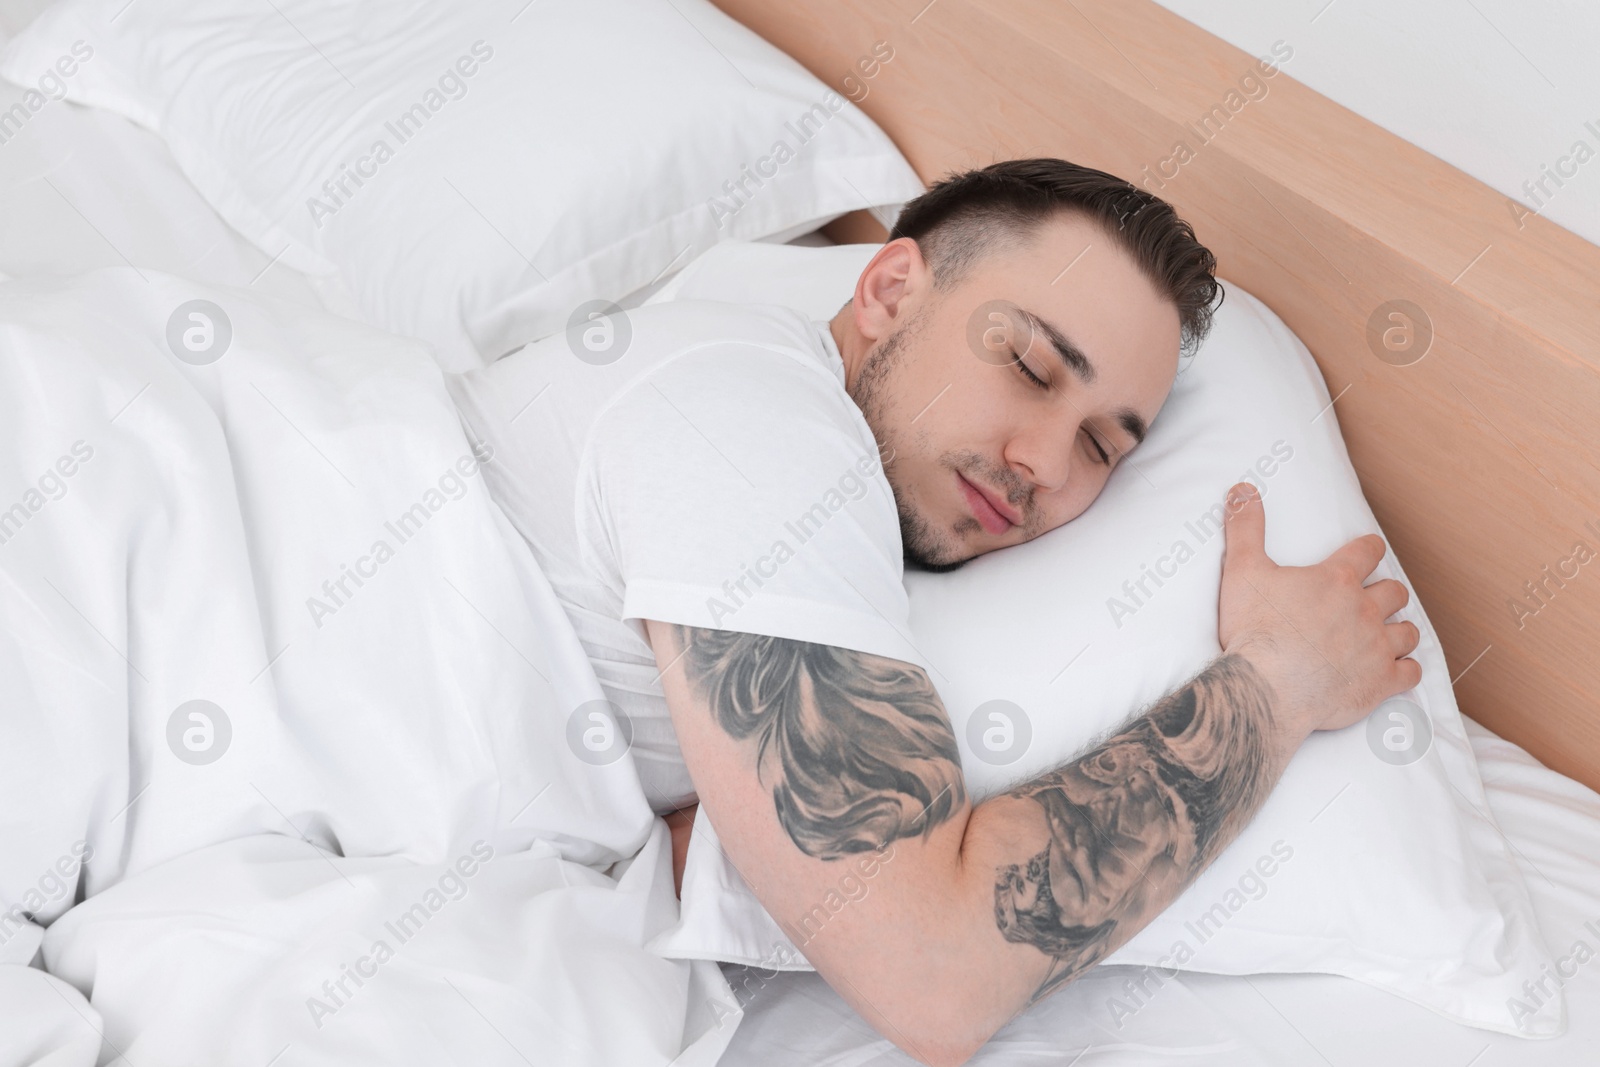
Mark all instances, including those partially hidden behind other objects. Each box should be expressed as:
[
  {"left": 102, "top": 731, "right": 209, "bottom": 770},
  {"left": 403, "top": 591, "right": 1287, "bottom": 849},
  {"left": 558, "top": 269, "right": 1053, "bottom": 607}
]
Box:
[{"left": 957, "top": 473, "right": 1019, "bottom": 534}]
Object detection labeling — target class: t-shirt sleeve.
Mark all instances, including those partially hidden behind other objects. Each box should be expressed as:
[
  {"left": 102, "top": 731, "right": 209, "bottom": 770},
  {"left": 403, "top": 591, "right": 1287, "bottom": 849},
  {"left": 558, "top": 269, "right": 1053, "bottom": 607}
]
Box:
[{"left": 575, "top": 343, "right": 928, "bottom": 672}]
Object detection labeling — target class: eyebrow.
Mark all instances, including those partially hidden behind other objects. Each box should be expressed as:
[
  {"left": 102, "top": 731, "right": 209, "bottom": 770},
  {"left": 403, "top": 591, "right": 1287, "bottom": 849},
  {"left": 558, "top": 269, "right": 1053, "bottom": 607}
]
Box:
[
  {"left": 1018, "top": 307, "right": 1150, "bottom": 447},
  {"left": 1113, "top": 407, "right": 1149, "bottom": 447}
]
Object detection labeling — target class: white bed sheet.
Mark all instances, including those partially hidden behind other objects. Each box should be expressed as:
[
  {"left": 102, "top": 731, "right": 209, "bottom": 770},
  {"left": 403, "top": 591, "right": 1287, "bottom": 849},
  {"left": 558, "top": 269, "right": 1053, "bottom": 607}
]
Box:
[{"left": 718, "top": 716, "right": 1600, "bottom": 1065}]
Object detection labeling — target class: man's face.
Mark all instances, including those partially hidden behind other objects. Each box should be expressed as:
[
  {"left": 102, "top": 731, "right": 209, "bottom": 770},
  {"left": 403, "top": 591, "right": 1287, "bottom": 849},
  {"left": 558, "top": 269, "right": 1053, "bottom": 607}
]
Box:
[{"left": 838, "top": 213, "right": 1182, "bottom": 571}]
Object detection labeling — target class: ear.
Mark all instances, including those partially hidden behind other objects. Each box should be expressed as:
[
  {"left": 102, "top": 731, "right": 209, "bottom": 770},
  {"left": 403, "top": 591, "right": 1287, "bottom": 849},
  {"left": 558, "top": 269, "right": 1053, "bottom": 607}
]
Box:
[{"left": 850, "top": 236, "right": 932, "bottom": 344}]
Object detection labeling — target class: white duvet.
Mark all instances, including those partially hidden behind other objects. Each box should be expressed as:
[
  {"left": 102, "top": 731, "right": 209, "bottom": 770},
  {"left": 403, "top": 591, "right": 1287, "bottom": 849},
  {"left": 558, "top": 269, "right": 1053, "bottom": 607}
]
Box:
[{"left": 0, "top": 269, "right": 736, "bottom": 1066}]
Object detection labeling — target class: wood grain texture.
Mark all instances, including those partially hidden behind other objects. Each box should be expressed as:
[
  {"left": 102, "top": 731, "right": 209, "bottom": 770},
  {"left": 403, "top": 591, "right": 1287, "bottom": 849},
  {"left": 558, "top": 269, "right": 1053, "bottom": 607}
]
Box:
[{"left": 715, "top": 0, "right": 1600, "bottom": 789}]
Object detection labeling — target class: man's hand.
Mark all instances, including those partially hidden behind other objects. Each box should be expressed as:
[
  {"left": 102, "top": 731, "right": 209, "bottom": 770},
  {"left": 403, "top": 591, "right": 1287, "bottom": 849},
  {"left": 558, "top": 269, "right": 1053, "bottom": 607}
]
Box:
[{"left": 1218, "top": 481, "right": 1422, "bottom": 749}]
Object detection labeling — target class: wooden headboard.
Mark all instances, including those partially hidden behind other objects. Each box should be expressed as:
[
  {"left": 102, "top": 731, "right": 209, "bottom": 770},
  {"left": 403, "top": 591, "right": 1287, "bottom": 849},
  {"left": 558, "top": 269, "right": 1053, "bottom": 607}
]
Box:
[{"left": 715, "top": 0, "right": 1600, "bottom": 790}]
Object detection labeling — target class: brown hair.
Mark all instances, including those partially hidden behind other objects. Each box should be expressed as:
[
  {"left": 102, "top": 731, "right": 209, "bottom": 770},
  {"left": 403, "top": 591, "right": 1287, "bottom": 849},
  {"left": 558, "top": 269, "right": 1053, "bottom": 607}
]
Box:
[{"left": 887, "top": 158, "right": 1223, "bottom": 357}]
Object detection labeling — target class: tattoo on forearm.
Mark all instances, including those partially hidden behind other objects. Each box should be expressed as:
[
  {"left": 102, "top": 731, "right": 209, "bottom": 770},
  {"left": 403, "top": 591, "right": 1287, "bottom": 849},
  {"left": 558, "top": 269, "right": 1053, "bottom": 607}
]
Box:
[
  {"left": 669, "top": 625, "right": 966, "bottom": 860},
  {"left": 667, "top": 627, "right": 1275, "bottom": 1004},
  {"left": 993, "top": 654, "right": 1277, "bottom": 1001}
]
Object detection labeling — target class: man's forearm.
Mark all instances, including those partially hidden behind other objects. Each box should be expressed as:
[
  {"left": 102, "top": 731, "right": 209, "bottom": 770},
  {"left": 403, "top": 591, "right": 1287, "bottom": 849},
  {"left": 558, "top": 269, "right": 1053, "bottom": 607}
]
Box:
[{"left": 957, "top": 653, "right": 1294, "bottom": 1006}]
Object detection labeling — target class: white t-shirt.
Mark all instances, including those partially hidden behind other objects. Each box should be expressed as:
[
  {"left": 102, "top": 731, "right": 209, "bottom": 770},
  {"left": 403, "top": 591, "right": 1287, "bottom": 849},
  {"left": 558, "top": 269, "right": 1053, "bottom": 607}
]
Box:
[{"left": 446, "top": 300, "right": 921, "bottom": 813}]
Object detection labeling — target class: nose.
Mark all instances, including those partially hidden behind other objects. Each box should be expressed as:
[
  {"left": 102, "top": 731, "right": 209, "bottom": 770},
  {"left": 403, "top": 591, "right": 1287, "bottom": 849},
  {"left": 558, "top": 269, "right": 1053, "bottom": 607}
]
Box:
[{"left": 1006, "top": 419, "right": 1075, "bottom": 498}]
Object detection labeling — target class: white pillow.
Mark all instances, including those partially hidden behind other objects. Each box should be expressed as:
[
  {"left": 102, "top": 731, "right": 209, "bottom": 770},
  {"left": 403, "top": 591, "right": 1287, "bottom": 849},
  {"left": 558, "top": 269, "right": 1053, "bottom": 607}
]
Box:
[
  {"left": 644, "top": 242, "right": 1564, "bottom": 1039},
  {"left": 0, "top": 0, "right": 924, "bottom": 369}
]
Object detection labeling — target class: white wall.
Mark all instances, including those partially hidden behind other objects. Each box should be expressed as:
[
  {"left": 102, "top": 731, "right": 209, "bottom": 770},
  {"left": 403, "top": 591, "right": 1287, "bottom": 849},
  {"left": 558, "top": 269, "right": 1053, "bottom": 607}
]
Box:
[{"left": 1149, "top": 0, "right": 1600, "bottom": 249}]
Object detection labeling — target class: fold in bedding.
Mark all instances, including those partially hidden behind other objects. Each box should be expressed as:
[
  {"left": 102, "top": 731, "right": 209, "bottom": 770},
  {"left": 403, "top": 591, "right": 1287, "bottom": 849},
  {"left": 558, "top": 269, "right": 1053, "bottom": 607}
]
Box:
[{"left": 0, "top": 269, "right": 735, "bottom": 1066}]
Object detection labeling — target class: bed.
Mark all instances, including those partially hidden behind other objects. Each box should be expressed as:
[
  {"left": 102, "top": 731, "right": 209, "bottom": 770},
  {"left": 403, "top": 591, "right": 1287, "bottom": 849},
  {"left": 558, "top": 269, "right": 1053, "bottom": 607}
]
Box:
[{"left": 1, "top": 0, "right": 1597, "bottom": 1064}]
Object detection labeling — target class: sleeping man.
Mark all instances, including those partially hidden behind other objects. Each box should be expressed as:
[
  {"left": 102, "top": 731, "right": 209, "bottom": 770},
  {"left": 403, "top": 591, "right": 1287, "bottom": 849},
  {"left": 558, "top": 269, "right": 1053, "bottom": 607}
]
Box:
[{"left": 445, "top": 158, "right": 1420, "bottom": 1067}]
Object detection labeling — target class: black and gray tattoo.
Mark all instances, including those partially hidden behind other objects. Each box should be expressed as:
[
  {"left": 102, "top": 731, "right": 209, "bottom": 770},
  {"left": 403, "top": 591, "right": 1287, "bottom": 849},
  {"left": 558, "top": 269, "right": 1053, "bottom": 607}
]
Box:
[
  {"left": 667, "top": 625, "right": 966, "bottom": 860},
  {"left": 993, "top": 654, "right": 1278, "bottom": 1000},
  {"left": 668, "top": 625, "right": 1278, "bottom": 1007}
]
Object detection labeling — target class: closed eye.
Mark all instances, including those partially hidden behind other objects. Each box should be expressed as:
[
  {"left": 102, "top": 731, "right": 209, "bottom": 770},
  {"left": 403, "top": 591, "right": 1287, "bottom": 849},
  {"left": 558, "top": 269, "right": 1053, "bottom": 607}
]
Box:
[
  {"left": 1082, "top": 427, "right": 1111, "bottom": 465},
  {"left": 1012, "top": 349, "right": 1049, "bottom": 390},
  {"left": 1015, "top": 347, "right": 1111, "bottom": 464}
]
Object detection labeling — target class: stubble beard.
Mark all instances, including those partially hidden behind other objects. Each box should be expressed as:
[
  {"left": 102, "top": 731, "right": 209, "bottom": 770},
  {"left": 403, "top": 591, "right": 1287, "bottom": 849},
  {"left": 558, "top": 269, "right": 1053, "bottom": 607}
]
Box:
[{"left": 847, "top": 303, "right": 972, "bottom": 574}]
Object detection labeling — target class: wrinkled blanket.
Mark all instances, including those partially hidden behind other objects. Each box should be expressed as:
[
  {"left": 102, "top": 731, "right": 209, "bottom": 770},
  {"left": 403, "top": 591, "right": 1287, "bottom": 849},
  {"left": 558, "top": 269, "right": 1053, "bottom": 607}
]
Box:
[{"left": 0, "top": 269, "right": 737, "bottom": 1066}]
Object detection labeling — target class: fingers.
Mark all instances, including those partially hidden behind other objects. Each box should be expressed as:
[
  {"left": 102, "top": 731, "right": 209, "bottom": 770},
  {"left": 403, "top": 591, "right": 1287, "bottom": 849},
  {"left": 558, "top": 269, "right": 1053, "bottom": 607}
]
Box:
[
  {"left": 1392, "top": 655, "right": 1424, "bottom": 692},
  {"left": 1327, "top": 532, "right": 1387, "bottom": 581},
  {"left": 1385, "top": 619, "right": 1420, "bottom": 658},
  {"left": 1222, "top": 482, "right": 1266, "bottom": 571},
  {"left": 1365, "top": 578, "right": 1410, "bottom": 619}
]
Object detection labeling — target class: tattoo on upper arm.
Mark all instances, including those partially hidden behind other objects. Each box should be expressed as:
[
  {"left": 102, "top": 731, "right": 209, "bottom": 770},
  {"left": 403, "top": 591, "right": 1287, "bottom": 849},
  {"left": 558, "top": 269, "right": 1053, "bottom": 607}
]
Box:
[
  {"left": 667, "top": 624, "right": 966, "bottom": 861},
  {"left": 992, "top": 654, "right": 1277, "bottom": 1001}
]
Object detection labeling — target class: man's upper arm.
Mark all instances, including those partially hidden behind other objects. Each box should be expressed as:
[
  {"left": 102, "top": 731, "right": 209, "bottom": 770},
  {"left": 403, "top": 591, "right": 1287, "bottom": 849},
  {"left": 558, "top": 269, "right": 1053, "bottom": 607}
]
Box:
[
  {"left": 648, "top": 620, "right": 965, "bottom": 859},
  {"left": 578, "top": 345, "right": 914, "bottom": 665}
]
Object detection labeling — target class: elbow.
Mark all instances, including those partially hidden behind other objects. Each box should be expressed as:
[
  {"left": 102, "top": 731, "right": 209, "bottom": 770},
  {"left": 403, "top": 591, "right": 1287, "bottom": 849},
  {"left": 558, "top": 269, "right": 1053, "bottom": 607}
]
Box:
[
  {"left": 887, "top": 1029, "right": 988, "bottom": 1067},
  {"left": 908, "top": 1043, "right": 985, "bottom": 1067},
  {"left": 872, "top": 996, "right": 998, "bottom": 1067}
]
